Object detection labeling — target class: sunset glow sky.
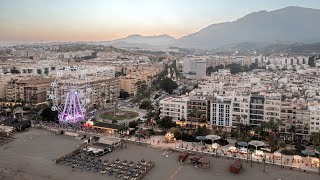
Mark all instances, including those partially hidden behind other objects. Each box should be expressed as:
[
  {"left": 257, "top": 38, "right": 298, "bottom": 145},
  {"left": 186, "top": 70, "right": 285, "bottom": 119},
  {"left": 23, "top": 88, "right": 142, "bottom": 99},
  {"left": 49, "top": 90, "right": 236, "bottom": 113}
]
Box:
[{"left": 1, "top": 0, "right": 320, "bottom": 41}]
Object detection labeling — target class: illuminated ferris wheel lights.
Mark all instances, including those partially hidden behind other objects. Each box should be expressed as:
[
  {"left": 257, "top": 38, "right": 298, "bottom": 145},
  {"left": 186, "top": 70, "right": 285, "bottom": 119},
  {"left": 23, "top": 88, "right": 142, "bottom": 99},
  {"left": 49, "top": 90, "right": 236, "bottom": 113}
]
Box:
[{"left": 50, "top": 67, "right": 90, "bottom": 124}]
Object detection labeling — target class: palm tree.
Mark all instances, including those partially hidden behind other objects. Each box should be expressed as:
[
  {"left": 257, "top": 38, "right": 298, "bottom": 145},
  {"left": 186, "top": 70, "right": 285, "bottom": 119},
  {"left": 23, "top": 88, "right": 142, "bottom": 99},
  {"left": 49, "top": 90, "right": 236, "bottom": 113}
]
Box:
[
  {"left": 303, "top": 123, "right": 309, "bottom": 141},
  {"left": 288, "top": 125, "right": 296, "bottom": 150},
  {"left": 310, "top": 132, "right": 320, "bottom": 149},
  {"left": 288, "top": 126, "right": 296, "bottom": 141},
  {"left": 254, "top": 123, "right": 265, "bottom": 140},
  {"left": 180, "top": 117, "right": 186, "bottom": 122},
  {"left": 237, "top": 124, "right": 251, "bottom": 138},
  {"left": 267, "top": 120, "right": 279, "bottom": 133},
  {"left": 188, "top": 108, "right": 203, "bottom": 127}
]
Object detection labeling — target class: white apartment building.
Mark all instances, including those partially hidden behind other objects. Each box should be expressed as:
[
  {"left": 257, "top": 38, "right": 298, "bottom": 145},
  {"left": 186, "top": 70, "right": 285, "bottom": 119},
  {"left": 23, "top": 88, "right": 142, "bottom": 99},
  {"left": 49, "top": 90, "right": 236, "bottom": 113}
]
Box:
[
  {"left": 263, "top": 94, "right": 281, "bottom": 122},
  {"left": 86, "top": 66, "right": 115, "bottom": 78},
  {"left": 252, "top": 55, "right": 309, "bottom": 70},
  {"left": 159, "top": 96, "right": 189, "bottom": 122},
  {"left": 0, "top": 60, "right": 60, "bottom": 76},
  {"left": 231, "top": 95, "right": 250, "bottom": 126},
  {"left": 253, "top": 55, "right": 308, "bottom": 65},
  {"left": 182, "top": 58, "right": 207, "bottom": 79},
  {"left": 217, "top": 69, "right": 231, "bottom": 76},
  {"left": 198, "top": 80, "right": 223, "bottom": 96},
  {"left": 309, "top": 106, "right": 320, "bottom": 133},
  {"left": 295, "top": 107, "right": 310, "bottom": 136},
  {"left": 210, "top": 96, "right": 233, "bottom": 128}
]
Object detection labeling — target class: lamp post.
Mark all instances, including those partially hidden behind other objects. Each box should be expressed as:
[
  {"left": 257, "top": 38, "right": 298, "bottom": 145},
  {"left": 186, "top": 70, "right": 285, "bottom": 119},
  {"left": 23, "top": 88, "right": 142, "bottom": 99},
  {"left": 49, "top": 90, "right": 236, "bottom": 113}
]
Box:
[
  {"left": 263, "top": 155, "right": 266, "bottom": 172},
  {"left": 247, "top": 147, "right": 249, "bottom": 163},
  {"left": 251, "top": 151, "right": 253, "bottom": 167}
]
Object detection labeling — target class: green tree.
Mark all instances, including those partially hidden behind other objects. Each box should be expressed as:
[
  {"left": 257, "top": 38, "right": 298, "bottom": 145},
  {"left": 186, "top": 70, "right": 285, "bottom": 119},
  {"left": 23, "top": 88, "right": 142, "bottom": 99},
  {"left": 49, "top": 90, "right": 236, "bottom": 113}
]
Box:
[
  {"left": 195, "top": 126, "right": 210, "bottom": 136},
  {"left": 236, "top": 124, "right": 252, "bottom": 142},
  {"left": 268, "top": 135, "right": 279, "bottom": 151},
  {"left": 119, "top": 90, "right": 130, "bottom": 99},
  {"left": 267, "top": 119, "right": 279, "bottom": 133},
  {"left": 206, "top": 64, "right": 224, "bottom": 75},
  {"left": 288, "top": 125, "right": 296, "bottom": 150},
  {"left": 129, "top": 120, "right": 139, "bottom": 129},
  {"left": 157, "top": 116, "right": 176, "bottom": 130},
  {"left": 188, "top": 108, "right": 201, "bottom": 119},
  {"left": 249, "top": 63, "right": 258, "bottom": 70},
  {"left": 226, "top": 63, "right": 242, "bottom": 74},
  {"left": 40, "top": 107, "right": 58, "bottom": 122},
  {"left": 288, "top": 125, "right": 296, "bottom": 141},
  {"left": 253, "top": 124, "right": 264, "bottom": 140},
  {"left": 146, "top": 111, "right": 157, "bottom": 120},
  {"left": 139, "top": 100, "right": 153, "bottom": 110},
  {"left": 159, "top": 77, "right": 178, "bottom": 94},
  {"left": 279, "top": 142, "right": 286, "bottom": 149},
  {"left": 310, "top": 132, "right": 320, "bottom": 147},
  {"left": 118, "top": 124, "right": 128, "bottom": 134},
  {"left": 135, "top": 80, "right": 151, "bottom": 102},
  {"left": 169, "top": 127, "right": 182, "bottom": 139},
  {"left": 180, "top": 117, "right": 186, "bottom": 122},
  {"left": 308, "top": 55, "right": 320, "bottom": 67}
]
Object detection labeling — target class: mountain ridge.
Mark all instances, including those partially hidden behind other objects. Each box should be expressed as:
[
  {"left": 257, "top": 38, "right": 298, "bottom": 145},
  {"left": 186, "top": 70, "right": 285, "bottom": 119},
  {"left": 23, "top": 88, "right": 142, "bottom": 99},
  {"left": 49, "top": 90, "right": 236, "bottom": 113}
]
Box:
[
  {"left": 174, "top": 6, "right": 320, "bottom": 49},
  {"left": 99, "top": 34, "right": 176, "bottom": 48}
]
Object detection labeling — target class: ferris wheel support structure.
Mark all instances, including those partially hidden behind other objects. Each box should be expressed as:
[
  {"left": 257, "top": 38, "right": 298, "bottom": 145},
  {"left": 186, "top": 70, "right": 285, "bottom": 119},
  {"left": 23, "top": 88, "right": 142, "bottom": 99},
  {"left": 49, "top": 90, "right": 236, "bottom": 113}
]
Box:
[{"left": 49, "top": 66, "right": 91, "bottom": 124}]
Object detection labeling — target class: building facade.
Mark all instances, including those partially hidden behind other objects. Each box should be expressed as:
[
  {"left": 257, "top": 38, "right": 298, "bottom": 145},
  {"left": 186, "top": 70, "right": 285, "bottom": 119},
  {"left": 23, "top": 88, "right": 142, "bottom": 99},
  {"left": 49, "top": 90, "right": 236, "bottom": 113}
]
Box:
[{"left": 159, "top": 96, "right": 189, "bottom": 121}]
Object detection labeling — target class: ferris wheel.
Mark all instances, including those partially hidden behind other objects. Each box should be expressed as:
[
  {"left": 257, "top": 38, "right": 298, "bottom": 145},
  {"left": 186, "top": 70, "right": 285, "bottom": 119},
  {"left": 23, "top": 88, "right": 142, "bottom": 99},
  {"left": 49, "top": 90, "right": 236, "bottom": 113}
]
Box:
[{"left": 48, "top": 66, "right": 92, "bottom": 123}]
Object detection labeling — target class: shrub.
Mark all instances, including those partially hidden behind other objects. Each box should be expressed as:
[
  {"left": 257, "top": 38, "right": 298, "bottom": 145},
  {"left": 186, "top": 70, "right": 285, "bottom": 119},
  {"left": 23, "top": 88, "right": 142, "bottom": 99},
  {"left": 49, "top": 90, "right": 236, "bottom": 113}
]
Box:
[{"left": 280, "top": 149, "right": 298, "bottom": 155}]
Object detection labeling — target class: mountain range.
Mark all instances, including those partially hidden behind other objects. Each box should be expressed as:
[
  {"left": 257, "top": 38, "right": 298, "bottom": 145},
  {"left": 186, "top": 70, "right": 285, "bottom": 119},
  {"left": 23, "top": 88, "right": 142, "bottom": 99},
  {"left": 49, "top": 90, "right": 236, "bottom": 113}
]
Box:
[
  {"left": 101, "top": 6, "right": 320, "bottom": 49},
  {"left": 99, "top": 34, "right": 176, "bottom": 48}
]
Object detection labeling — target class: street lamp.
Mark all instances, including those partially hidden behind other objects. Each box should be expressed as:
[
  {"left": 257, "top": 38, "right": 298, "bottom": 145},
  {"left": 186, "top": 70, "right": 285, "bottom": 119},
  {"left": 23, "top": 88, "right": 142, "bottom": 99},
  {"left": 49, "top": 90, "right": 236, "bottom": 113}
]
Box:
[
  {"left": 280, "top": 153, "right": 283, "bottom": 168},
  {"left": 247, "top": 147, "right": 249, "bottom": 163},
  {"left": 251, "top": 151, "right": 253, "bottom": 167},
  {"left": 263, "top": 155, "right": 266, "bottom": 172}
]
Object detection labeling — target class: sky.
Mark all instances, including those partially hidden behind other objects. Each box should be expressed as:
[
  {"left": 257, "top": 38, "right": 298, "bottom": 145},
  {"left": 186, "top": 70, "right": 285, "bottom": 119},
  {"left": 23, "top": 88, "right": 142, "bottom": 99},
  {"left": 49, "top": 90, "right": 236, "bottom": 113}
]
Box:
[{"left": 1, "top": 0, "right": 320, "bottom": 41}]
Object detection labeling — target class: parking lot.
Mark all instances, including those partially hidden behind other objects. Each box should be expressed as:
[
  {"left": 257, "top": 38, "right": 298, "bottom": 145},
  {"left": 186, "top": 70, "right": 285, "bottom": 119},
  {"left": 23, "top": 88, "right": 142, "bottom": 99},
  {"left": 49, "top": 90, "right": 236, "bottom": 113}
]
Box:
[{"left": 0, "top": 128, "right": 319, "bottom": 180}]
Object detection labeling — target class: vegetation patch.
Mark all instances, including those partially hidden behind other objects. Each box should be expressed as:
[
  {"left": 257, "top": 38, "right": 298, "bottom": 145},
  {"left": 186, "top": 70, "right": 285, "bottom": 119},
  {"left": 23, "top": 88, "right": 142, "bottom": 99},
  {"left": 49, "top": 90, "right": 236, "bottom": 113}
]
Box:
[{"left": 100, "top": 110, "right": 139, "bottom": 120}]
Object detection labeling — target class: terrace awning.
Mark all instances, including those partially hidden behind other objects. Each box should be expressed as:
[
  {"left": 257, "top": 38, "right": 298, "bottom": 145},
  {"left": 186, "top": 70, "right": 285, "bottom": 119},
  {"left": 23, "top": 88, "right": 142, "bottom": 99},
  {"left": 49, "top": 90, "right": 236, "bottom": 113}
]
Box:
[
  {"left": 301, "top": 149, "right": 316, "bottom": 156},
  {"left": 237, "top": 141, "right": 248, "bottom": 147}
]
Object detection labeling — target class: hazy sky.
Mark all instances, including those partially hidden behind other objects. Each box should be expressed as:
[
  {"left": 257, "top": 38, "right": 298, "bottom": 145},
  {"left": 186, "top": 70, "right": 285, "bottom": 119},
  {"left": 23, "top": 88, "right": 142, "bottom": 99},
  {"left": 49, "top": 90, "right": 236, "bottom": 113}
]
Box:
[{"left": 1, "top": 0, "right": 320, "bottom": 41}]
